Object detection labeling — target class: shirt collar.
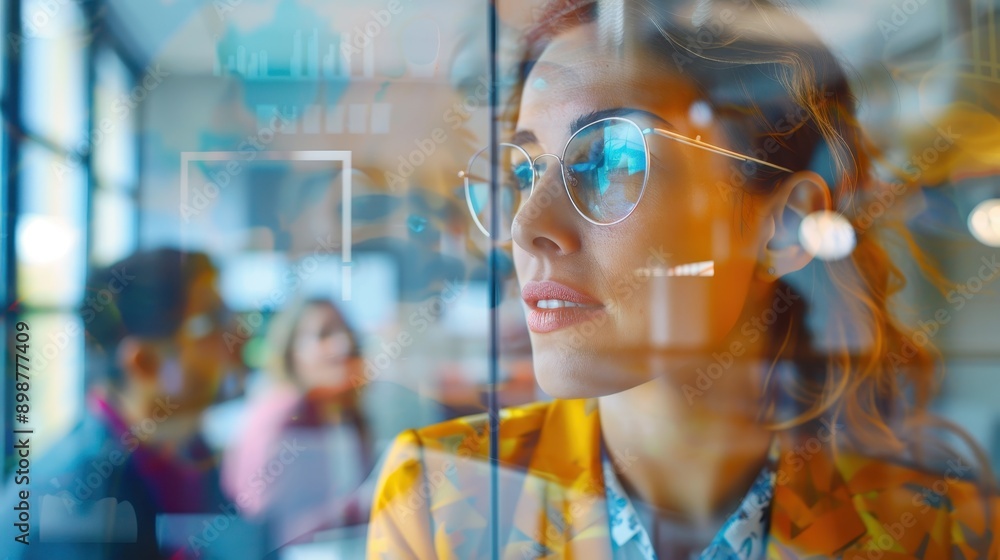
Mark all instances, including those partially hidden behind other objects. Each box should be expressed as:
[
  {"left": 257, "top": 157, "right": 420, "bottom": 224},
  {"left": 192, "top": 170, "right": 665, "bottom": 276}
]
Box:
[{"left": 602, "top": 441, "right": 778, "bottom": 560}]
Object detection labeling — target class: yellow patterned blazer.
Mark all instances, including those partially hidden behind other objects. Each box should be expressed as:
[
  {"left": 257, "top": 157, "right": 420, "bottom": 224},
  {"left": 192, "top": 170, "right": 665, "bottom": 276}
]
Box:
[{"left": 367, "top": 399, "right": 998, "bottom": 559}]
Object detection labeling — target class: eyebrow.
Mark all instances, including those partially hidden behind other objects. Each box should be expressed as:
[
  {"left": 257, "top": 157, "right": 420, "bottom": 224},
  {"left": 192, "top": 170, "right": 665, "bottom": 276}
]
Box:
[
  {"left": 510, "top": 107, "right": 674, "bottom": 148},
  {"left": 571, "top": 107, "right": 673, "bottom": 133},
  {"left": 511, "top": 129, "right": 538, "bottom": 146}
]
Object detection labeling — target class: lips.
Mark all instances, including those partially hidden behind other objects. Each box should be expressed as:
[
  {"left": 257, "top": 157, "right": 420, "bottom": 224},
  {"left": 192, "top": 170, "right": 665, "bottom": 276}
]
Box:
[{"left": 521, "top": 280, "right": 606, "bottom": 333}]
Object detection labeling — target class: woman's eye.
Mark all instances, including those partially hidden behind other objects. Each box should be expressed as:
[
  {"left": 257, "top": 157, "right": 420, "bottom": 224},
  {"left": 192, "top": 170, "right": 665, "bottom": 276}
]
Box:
[
  {"left": 565, "top": 139, "right": 604, "bottom": 172},
  {"left": 512, "top": 163, "right": 533, "bottom": 190}
]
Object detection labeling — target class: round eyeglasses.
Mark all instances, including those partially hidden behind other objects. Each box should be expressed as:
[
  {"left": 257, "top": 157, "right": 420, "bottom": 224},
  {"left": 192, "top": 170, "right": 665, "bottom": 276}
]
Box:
[{"left": 459, "top": 116, "right": 794, "bottom": 240}]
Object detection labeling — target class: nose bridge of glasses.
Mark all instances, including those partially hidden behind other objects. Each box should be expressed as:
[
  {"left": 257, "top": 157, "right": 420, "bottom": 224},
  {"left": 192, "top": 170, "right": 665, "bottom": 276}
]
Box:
[{"left": 530, "top": 152, "right": 562, "bottom": 179}]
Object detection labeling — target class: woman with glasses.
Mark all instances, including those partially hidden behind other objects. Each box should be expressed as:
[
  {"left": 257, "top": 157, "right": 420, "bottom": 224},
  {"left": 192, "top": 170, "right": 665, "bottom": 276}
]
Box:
[{"left": 367, "top": 0, "right": 998, "bottom": 558}]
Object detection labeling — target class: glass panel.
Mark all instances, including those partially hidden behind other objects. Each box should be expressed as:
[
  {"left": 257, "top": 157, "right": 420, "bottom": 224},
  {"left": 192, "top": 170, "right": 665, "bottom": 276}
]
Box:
[
  {"left": 16, "top": 1, "right": 1000, "bottom": 559},
  {"left": 91, "top": 188, "right": 136, "bottom": 266},
  {"left": 19, "top": 0, "right": 87, "bottom": 149},
  {"left": 16, "top": 142, "right": 86, "bottom": 306},
  {"left": 0, "top": 0, "right": 6, "bottom": 98},
  {"left": 94, "top": 44, "right": 137, "bottom": 190}
]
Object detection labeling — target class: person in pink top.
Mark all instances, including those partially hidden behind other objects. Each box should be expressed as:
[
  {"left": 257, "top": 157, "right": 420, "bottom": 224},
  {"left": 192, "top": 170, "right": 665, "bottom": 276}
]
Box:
[{"left": 222, "top": 297, "right": 375, "bottom": 547}]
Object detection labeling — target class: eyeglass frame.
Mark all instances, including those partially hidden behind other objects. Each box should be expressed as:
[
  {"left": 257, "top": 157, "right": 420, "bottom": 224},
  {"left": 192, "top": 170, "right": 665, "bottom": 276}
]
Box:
[{"left": 458, "top": 116, "right": 795, "bottom": 238}]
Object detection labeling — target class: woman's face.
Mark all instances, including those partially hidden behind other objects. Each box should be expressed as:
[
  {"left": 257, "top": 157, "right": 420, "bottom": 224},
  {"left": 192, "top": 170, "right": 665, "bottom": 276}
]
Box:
[
  {"left": 512, "top": 23, "right": 776, "bottom": 398},
  {"left": 290, "top": 303, "right": 356, "bottom": 391}
]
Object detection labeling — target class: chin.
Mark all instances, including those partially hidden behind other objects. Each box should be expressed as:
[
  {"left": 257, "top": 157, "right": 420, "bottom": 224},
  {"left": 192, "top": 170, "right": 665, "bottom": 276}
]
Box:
[{"left": 531, "top": 345, "right": 649, "bottom": 399}]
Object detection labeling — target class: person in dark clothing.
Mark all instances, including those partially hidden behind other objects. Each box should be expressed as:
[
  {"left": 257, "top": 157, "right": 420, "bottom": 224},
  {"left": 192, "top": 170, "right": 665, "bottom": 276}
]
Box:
[{"left": 3, "top": 248, "right": 246, "bottom": 559}]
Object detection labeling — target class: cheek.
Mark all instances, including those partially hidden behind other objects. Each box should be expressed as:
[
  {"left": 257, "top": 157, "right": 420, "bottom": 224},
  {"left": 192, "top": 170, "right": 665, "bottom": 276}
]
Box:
[
  {"left": 513, "top": 246, "right": 532, "bottom": 285},
  {"left": 608, "top": 266, "right": 755, "bottom": 351},
  {"left": 635, "top": 180, "right": 716, "bottom": 252},
  {"left": 604, "top": 190, "right": 760, "bottom": 346},
  {"left": 292, "top": 342, "right": 317, "bottom": 368}
]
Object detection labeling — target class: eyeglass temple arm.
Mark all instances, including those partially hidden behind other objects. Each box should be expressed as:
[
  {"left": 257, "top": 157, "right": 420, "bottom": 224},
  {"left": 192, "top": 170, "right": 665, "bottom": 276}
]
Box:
[{"left": 642, "top": 127, "right": 794, "bottom": 174}]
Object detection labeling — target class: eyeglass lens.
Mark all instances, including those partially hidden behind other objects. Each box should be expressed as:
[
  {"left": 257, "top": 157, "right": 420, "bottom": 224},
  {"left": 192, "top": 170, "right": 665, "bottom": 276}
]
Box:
[
  {"left": 465, "top": 117, "right": 649, "bottom": 238},
  {"left": 563, "top": 118, "right": 647, "bottom": 225}
]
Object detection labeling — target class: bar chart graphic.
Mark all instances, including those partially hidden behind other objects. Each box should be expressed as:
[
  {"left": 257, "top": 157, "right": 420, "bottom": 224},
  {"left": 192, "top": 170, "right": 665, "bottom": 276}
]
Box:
[{"left": 214, "top": 29, "right": 375, "bottom": 79}]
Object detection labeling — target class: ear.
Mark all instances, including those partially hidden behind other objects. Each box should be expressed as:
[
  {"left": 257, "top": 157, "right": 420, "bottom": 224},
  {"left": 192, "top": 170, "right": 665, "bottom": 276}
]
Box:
[
  {"left": 757, "top": 171, "right": 832, "bottom": 280},
  {"left": 116, "top": 337, "right": 161, "bottom": 386}
]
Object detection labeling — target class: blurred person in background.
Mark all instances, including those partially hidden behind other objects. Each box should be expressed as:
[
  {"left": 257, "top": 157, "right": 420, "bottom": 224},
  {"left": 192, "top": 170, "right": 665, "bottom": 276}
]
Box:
[
  {"left": 2, "top": 247, "right": 236, "bottom": 559},
  {"left": 367, "top": 0, "right": 999, "bottom": 558},
  {"left": 222, "top": 297, "right": 377, "bottom": 547}
]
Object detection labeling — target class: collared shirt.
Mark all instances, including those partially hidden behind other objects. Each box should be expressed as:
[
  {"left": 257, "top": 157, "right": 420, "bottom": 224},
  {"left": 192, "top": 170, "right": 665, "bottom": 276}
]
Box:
[
  {"left": 603, "top": 450, "right": 775, "bottom": 560},
  {"left": 367, "top": 399, "right": 998, "bottom": 560}
]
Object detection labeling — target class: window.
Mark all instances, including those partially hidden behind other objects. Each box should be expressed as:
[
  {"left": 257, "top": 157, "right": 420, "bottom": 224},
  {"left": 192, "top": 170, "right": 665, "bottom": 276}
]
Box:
[{"left": 11, "top": 0, "right": 91, "bottom": 455}]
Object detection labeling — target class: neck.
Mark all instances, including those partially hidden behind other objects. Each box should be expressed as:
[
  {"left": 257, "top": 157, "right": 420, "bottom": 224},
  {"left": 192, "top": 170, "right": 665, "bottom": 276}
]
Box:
[
  {"left": 114, "top": 390, "right": 203, "bottom": 448},
  {"left": 305, "top": 387, "right": 358, "bottom": 424},
  {"left": 598, "top": 360, "right": 773, "bottom": 525}
]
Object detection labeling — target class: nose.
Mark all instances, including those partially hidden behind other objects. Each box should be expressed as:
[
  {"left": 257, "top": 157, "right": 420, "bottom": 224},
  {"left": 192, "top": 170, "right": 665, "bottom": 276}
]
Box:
[
  {"left": 510, "top": 154, "right": 582, "bottom": 257},
  {"left": 320, "top": 332, "right": 351, "bottom": 360}
]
